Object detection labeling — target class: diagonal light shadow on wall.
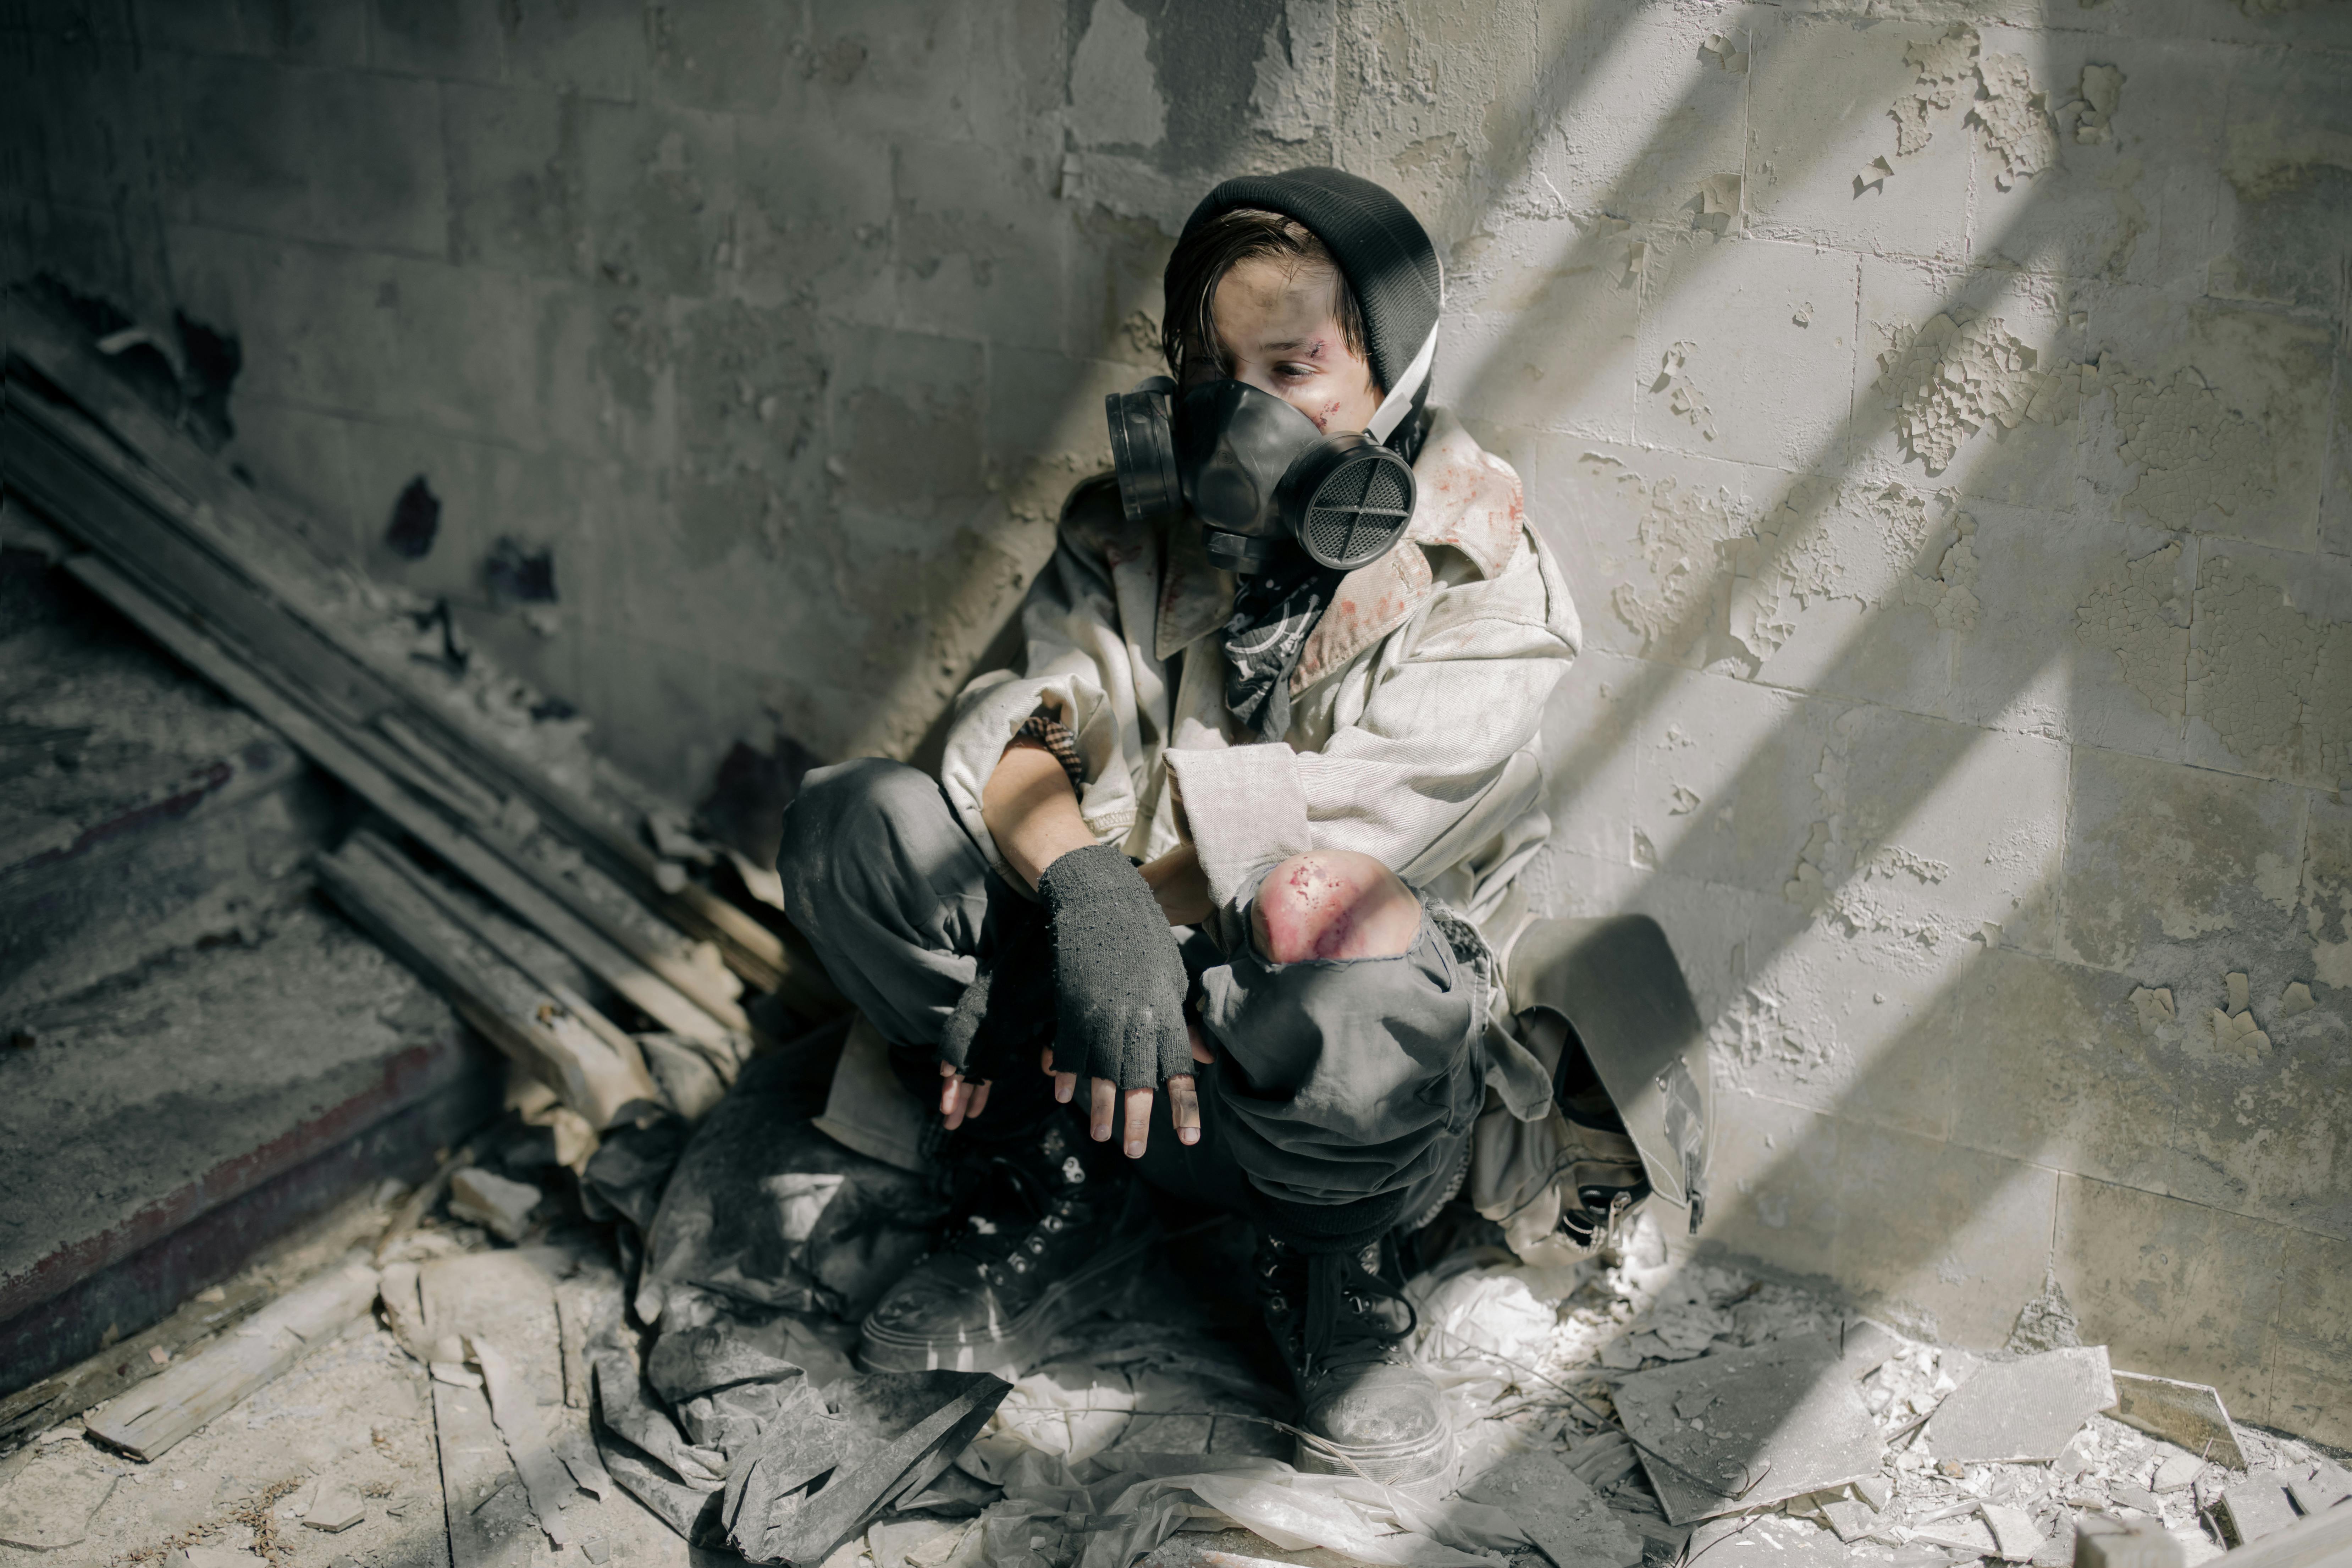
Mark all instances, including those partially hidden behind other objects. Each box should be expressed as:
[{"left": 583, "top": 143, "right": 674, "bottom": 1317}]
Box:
[{"left": 881, "top": 0, "right": 1882, "bottom": 766}]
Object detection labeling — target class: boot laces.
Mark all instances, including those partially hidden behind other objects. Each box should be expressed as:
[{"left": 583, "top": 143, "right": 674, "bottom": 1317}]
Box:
[
  {"left": 949, "top": 1153, "right": 1092, "bottom": 1292},
  {"left": 1259, "top": 1238, "right": 1420, "bottom": 1383}
]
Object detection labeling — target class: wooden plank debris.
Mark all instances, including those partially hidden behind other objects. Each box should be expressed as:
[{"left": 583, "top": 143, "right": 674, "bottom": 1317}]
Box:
[
  {"left": 2, "top": 296, "right": 815, "bottom": 1005},
  {"left": 414, "top": 1250, "right": 569, "bottom": 1567},
  {"left": 316, "top": 834, "right": 661, "bottom": 1128},
  {"left": 0, "top": 331, "right": 827, "bottom": 1033},
  {"left": 82, "top": 1260, "right": 379, "bottom": 1461},
  {"left": 475, "top": 1336, "right": 580, "bottom": 1547},
  {"left": 0, "top": 1271, "right": 275, "bottom": 1456},
  {"left": 51, "top": 545, "right": 738, "bottom": 1061},
  {"left": 350, "top": 829, "right": 664, "bottom": 1087}
]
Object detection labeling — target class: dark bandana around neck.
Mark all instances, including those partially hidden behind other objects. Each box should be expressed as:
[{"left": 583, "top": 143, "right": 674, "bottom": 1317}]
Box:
[{"left": 1222, "top": 554, "right": 1347, "bottom": 741}]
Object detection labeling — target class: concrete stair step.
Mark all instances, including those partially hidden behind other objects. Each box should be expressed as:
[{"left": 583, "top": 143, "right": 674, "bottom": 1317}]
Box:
[{"left": 0, "top": 899, "right": 499, "bottom": 1392}]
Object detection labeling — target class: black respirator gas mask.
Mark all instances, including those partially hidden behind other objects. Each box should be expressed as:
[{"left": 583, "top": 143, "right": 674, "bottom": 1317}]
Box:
[{"left": 1104, "top": 377, "right": 1418, "bottom": 574}]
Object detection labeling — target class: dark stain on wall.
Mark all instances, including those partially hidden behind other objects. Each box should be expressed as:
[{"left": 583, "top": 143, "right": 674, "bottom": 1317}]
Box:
[{"left": 384, "top": 475, "right": 441, "bottom": 561}]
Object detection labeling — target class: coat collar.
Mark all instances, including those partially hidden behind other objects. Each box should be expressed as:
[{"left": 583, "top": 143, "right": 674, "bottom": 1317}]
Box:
[{"left": 1150, "top": 408, "right": 1529, "bottom": 684}]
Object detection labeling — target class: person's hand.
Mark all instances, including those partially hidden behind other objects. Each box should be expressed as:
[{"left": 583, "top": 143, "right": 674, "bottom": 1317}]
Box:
[
  {"left": 935, "top": 909, "right": 1054, "bottom": 1131},
  {"left": 1044, "top": 1015, "right": 1215, "bottom": 1156},
  {"left": 1036, "top": 842, "right": 1194, "bottom": 1149}
]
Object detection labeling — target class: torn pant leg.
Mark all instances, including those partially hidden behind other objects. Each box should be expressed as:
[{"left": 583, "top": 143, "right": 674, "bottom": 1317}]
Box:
[
  {"left": 1136, "top": 910, "right": 1484, "bottom": 1253},
  {"left": 775, "top": 757, "right": 1057, "bottom": 1146}
]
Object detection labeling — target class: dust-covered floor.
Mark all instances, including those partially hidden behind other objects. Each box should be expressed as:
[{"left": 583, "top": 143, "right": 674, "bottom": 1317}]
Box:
[{"left": 4, "top": 1160, "right": 2343, "bottom": 1568}]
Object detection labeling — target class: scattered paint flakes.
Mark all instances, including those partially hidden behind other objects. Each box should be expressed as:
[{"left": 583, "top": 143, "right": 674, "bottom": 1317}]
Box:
[
  {"left": 2226, "top": 971, "right": 2251, "bottom": 1012},
  {"left": 1856, "top": 156, "right": 1895, "bottom": 195},
  {"left": 1792, "top": 303, "right": 1814, "bottom": 327},
  {"left": 1669, "top": 785, "right": 1702, "bottom": 816},
  {"left": 1694, "top": 173, "right": 1743, "bottom": 233},
  {"left": 2210, "top": 1007, "right": 2272, "bottom": 1061},
  {"left": 1654, "top": 341, "right": 1720, "bottom": 435},
  {"left": 2279, "top": 981, "right": 2316, "bottom": 1018},
  {"left": 1899, "top": 510, "right": 1982, "bottom": 631}
]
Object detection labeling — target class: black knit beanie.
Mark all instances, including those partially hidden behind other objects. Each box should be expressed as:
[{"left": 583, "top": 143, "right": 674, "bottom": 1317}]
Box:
[{"left": 1176, "top": 167, "right": 1445, "bottom": 450}]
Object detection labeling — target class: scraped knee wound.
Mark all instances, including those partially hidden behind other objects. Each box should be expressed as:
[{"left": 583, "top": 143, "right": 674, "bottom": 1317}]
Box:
[{"left": 1250, "top": 850, "right": 1420, "bottom": 964}]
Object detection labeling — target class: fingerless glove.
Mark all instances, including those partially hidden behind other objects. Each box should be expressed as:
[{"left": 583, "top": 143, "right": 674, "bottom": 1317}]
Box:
[
  {"left": 937, "top": 906, "right": 1054, "bottom": 1084},
  {"left": 1037, "top": 843, "right": 1193, "bottom": 1090}
]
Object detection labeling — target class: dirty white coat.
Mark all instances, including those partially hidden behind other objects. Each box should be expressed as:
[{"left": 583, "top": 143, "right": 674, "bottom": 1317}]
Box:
[
  {"left": 939, "top": 409, "right": 1583, "bottom": 1241},
  {"left": 940, "top": 409, "right": 1580, "bottom": 944}
]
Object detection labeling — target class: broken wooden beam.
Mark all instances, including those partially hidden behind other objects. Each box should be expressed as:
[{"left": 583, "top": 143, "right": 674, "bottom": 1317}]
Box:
[
  {"left": 0, "top": 303, "right": 818, "bottom": 1006},
  {"left": 0, "top": 1274, "right": 274, "bottom": 1457},
  {"left": 316, "top": 835, "right": 662, "bottom": 1130},
  {"left": 348, "top": 828, "right": 666, "bottom": 1087},
  {"left": 82, "top": 1260, "right": 379, "bottom": 1462},
  {"left": 50, "top": 550, "right": 742, "bottom": 1063}
]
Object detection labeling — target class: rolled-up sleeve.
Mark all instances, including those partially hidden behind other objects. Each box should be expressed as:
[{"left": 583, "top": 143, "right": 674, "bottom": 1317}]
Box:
[
  {"left": 939, "top": 537, "right": 1151, "bottom": 884},
  {"left": 1165, "top": 540, "right": 1578, "bottom": 912}
]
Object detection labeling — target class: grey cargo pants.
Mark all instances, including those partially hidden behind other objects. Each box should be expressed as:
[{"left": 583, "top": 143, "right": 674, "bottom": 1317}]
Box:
[{"left": 776, "top": 759, "right": 1484, "bottom": 1243}]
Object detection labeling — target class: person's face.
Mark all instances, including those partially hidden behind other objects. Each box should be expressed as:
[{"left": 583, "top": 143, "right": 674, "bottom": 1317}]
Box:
[{"left": 1193, "top": 255, "right": 1382, "bottom": 435}]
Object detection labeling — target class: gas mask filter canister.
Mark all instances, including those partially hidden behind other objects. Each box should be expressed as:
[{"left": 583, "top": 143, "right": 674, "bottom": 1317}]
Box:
[{"left": 1104, "top": 375, "right": 1417, "bottom": 574}]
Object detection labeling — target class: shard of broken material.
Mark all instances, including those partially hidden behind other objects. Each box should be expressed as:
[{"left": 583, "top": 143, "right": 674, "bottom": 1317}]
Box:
[
  {"left": 1460, "top": 1448, "right": 1645, "bottom": 1568},
  {"left": 1924, "top": 1345, "right": 2116, "bottom": 1464},
  {"left": 1612, "top": 1338, "right": 1885, "bottom": 1525},
  {"left": 2106, "top": 1370, "right": 2247, "bottom": 1470},
  {"left": 2219, "top": 1472, "right": 2302, "bottom": 1547},
  {"left": 723, "top": 1370, "right": 1009, "bottom": 1565}
]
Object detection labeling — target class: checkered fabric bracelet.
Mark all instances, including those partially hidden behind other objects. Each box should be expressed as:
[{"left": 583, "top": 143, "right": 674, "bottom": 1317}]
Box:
[{"left": 1012, "top": 711, "right": 1086, "bottom": 794}]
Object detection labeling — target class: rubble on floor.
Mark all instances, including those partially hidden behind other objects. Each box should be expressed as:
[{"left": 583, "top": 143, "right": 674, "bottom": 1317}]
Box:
[{"left": 7, "top": 1081, "right": 2348, "bottom": 1568}]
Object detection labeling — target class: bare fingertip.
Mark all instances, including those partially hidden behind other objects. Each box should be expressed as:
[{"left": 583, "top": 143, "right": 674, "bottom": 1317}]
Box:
[
  {"left": 1125, "top": 1141, "right": 1143, "bottom": 1159},
  {"left": 1178, "top": 1128, "right": 1199, "bottom": 1146}
]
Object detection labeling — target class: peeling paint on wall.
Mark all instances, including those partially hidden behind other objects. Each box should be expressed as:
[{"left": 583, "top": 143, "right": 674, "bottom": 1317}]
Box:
[
  {"left": 1893, "top": 26, "right": 1976, "bottom": 158},
  {"left": 2188, "top": 555, "right": 2352, "bottom": 787},
  {"left": 2077, "top": 542, "right": 2190, "bottom": 722},
  {"left": 2308, "top": 807, "right": 2352, "bottom": 990},
  {"left": 1970, "top": 52, "right": 2058, "bottom": 191},
  {"left": 1875, "top": 309, "right": 2044, "bottom": 474},
  {"left": 2111, "top": 367, "right": 2274, "bottom": 533},
  {"left": 1599, "top": 454, "right": 1750, "bottom": 652}
]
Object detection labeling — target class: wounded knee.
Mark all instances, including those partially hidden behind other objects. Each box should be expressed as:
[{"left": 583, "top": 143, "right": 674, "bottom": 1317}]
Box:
[{"left": 1250, "top": 850, "right": 1420, "bottom": 964}]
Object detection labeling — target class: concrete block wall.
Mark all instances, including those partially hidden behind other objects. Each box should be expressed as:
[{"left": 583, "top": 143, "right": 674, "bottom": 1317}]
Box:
[{"left": 4, "top": 0, "right": 2346, "bottom": 1442}]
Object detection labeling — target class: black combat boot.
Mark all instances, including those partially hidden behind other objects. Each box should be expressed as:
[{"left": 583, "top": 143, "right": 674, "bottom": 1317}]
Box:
[
  {"left": 1256, "top": 1232, "right": 1453, "bottom": 1493},
  {"left": 859, "top": 1121, "right": 1156, "bottom": 1378}
]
